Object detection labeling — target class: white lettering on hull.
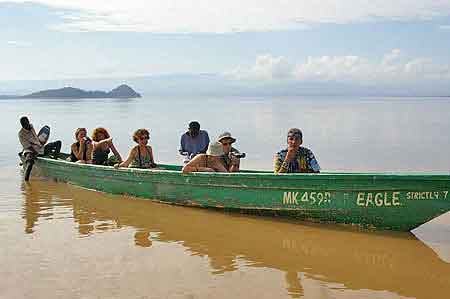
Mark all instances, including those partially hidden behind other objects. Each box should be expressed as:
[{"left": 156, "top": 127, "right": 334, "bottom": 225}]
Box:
[
  {"left": 356, "top": 192, "right": 401, "bottom": 207},
  {"left": 281, "top": 190, "right": 449, "bottom": 207},
  {"left": 406, "top": 191, "right": 449, "bottom": 200},
  {"left": 283, "top": 192, "right": 299, "bottom": 205},
  {"left": 282, "top": 192, "right": 331, "bottom": 205}
]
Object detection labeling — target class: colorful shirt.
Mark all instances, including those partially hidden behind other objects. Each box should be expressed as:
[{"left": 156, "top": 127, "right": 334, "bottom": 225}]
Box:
[{"left": 274, "top": 146, "right": 320, "bottom": 173}]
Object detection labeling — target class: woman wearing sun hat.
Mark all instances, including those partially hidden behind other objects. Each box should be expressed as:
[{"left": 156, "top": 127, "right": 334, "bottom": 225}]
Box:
[{"left": 182, "top": 142, "right": 228, "bottom": 173}]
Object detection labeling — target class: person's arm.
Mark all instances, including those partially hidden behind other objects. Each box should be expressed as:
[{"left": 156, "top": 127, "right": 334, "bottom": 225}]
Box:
[
  {"left": 200, "top": 132, "right": 210, "bottom": 153},
  {"left": 179, "top": 135, "right": 187, "bottom": 155},
  {"left": 116, "top": 147, "right": 137, "bottom": 168},
  {"left": 228, "top": 149, "right": 240, "bottom": 172},
  {"left": 182, "top": 155, "right": 214, "bottom": 173},
  {"left": 212, "top": 161, "right": 228, "bottom": 173},
  {"left": 19, "top": 130, "right": 32, "bottom": 150},
  {"left": 72, "top": 142, "right": 84, "bottom": 160},
  {"left": 229, "top": 158, "right": 240, "bottom": 172},
  {"left": 95, "top": 137, "right": 113, "bottom": 147},
  {"left": 85, "top": 142, "right": 93, "bottom": 164},
  {"left": 109, "top": 141, "right": 122, "bottom": 162},
  {"left": 274, "top": 153, "right": 289, "bottom": 174},
  {"left": 30, "top": 126, "right": 40, "bottom": 142},
  {"left": 19, "top": 128, "right": 40, "bottom": 149},
  {"left": 275, "top": 147, "right": 297, "bottom": 174}
]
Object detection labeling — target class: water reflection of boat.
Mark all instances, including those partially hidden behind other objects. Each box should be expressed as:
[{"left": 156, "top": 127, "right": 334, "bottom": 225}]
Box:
[
  {"left": 25, "top": 154, "right": 450, "bottom": 231},
  {"left": 22, "top": 180, "right": 450, "bottom": 299}
]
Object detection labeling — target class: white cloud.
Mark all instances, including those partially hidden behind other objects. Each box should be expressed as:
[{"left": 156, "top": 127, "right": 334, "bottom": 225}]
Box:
[
  {"left": 228, "top": 54, "right": 294, "bottom": 80},
  {"left": 6, "top": 40, "right": 32, "bottom": 47},
  {"left": 294, "top": 55, "right": 371, "bottom": 81},
  {"left": 227, "top": 50, "right": 450, "bottom": 84},
  {"left": 3, "top": 0, "right": 450, "bottom": 33}
]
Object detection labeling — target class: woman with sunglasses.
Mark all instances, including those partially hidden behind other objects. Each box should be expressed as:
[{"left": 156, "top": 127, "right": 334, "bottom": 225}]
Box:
[
  {"left": 274, "top": 128, "right": 320, "bottom": 174},
  {"left": 114, "top": 128, "right": 156, "bottom": 169}
]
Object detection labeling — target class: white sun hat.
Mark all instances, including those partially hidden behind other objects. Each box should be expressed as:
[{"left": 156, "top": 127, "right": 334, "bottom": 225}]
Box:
[{"left": 206, "top": 142, "right": 225, "bottom": 156}]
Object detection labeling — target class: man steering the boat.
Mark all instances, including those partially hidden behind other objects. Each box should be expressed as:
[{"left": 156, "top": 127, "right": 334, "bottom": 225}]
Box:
[
  {"left": 274, "top": 128, "right": 320, "bottom": 174},
  {"left": 18, "top": 116, "right": 61, "bottom": 159}
]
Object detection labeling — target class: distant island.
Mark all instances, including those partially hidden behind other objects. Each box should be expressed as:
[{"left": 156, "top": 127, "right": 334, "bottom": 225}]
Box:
[{"left": 0, "top": 84, "right": 141, "bottom": 99}]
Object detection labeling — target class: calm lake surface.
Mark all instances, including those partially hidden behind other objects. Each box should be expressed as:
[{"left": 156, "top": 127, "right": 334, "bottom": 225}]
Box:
[{"left": 1, "top": 96, "right": 450, "bottom": 299}]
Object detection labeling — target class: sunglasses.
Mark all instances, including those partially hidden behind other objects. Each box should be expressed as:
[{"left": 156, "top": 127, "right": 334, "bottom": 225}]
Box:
[
  {"left": 140, "top": 136, "right": 150, "bottom": 140},
  {"left": 288, "top": 135, "right": 300, "bottom": 141},
  {"left": 221, "top": 142, "right": 232, "bottom": 146}
]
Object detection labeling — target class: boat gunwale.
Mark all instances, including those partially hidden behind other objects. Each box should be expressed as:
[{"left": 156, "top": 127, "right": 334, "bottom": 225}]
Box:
[{"left": 37, "top": 156, "right": 450, "bottom": 181}]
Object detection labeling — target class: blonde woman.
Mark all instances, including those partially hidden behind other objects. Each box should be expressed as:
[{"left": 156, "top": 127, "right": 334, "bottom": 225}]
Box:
[
  {"left": 70, "top": 128, "right": 93, "bottom": 164},
  {"left": 91, "top": 127, "right": 122, "bottom": 165},
  {"left": 114, "top": 129, "right": 156, "bottom": 169}
]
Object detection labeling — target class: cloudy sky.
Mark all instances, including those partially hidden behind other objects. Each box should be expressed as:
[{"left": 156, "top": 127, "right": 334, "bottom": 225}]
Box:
[{"left": 1, "top": 0, "right": 450, "bottom": 93}]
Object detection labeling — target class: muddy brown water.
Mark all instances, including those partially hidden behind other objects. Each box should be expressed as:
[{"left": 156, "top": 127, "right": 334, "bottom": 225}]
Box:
[
  {"left": 0, "top": 178, "right": 448, "bottom": 299},
  {"left": 1, "top": 96, "right": 449, "bottom": 298}
]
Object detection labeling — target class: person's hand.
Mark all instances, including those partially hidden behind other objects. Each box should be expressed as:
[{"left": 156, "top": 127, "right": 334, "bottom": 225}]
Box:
[
  {"left": 285, "top": 145, "right": 297, "bottom": 162},
  {"left": 113, "top": 163, "right": 120, "bottom": 169},
  {"left": 229, "top": 154, "right": 240, "bottom": 166}
]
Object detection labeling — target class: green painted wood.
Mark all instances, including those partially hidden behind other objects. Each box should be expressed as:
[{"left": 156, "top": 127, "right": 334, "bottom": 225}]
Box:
[{"left": 29, "top": 154, "right": 450, "bottom": 231}]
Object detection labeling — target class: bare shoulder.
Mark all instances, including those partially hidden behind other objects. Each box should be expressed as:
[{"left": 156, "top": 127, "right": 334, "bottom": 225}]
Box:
[{"left": 131, "top": 145, "right": 139, "bottom": 153}]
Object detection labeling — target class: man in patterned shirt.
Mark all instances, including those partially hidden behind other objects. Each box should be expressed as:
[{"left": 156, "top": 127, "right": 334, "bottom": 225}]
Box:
[{"left": 274, "top": 128, "right": 320, "bottom": 174}]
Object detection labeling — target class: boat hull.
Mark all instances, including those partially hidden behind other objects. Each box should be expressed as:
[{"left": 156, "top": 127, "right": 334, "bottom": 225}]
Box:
[{"left": 29, "top": 156, "right": 450, "bottom": 231}]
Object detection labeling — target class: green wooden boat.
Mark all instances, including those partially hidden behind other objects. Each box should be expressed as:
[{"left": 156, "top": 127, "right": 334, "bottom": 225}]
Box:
[{"left": 24, "top": 153, "right": 450, "bottom": 231}]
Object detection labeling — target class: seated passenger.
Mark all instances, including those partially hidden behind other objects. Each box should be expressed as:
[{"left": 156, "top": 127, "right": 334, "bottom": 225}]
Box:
[
  {"left": 91, "top": 127, "right": 122, "bottom": 165},
  {"left": 114, "top": 129, "right": 156, "bottom": 169},
  {"left": 179, "top": 121, "right": 210, "bottom": 162},
  {"left": 182, "top": 142, "right": 228, "bottom": 173},
  {"left": 218, "top": 132, "right": 243, "bottom": 172},
  {"left": 274, "top": 128, "right": 320, "bottom": 174},
  {"left": 70, "top": 128, "right": 93, "bottom": 164},
  {"left": 18, "top": 116, "right": 61, "bottom": 159}
]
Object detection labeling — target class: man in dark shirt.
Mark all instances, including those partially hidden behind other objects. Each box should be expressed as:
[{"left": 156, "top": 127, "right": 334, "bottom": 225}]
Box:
[{"left": 179, "top": 121, "right": 210, "bottom": 162}]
